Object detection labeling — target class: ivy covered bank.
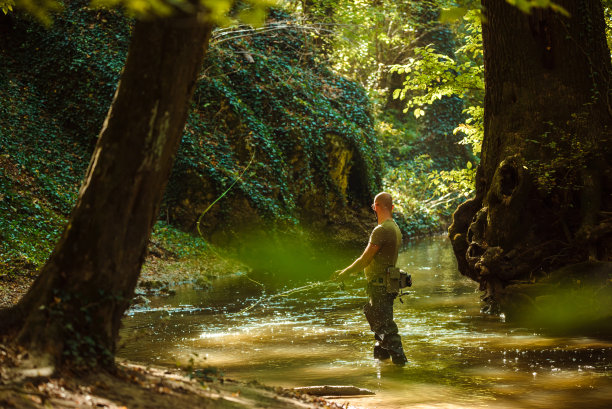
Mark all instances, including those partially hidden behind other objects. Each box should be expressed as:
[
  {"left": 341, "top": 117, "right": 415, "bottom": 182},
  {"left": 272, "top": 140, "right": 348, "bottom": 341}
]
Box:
[{"left": 0, "top": 3, "right": 383, "bottom": 280}]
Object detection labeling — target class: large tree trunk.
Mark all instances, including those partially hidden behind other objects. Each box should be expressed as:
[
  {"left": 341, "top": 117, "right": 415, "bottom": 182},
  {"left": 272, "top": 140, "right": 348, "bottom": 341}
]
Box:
[
  {"left": 0, "top": 11, "right": 212, "bottom": 367},
  {"left": 449, "top": 0, "right": 612, "bottom": 314}
]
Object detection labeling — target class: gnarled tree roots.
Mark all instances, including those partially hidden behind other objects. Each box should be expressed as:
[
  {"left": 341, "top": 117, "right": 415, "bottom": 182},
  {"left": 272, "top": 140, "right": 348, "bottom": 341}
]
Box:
[{"left": 450, "top": 156, "right": 612, "bottom": 320}]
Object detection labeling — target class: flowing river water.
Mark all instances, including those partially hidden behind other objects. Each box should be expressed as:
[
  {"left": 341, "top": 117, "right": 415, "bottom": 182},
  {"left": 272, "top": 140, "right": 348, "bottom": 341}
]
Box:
[{"left": 119, "top": 236, "right": 612, "bottom": 408}]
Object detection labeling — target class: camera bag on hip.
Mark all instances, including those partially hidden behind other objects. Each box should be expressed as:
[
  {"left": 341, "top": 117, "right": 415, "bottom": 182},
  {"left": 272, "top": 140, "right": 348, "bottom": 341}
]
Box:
[{"left": 385, "top": 266, "right": 412, "bottom": 294}]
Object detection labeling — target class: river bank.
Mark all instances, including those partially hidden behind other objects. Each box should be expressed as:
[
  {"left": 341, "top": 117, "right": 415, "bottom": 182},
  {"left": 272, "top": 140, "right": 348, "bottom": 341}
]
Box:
[
  {"left": 0, "top": 235, "right": 249, "bottom": 309},
  {"left": 0, "top": 342, "right": 345, "bottom": 409}
]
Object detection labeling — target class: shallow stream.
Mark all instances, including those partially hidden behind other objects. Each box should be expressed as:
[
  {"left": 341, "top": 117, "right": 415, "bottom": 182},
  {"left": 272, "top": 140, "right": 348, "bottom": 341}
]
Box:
[{"left": 119, "top": 236, "right": 612, "bottom": 408}]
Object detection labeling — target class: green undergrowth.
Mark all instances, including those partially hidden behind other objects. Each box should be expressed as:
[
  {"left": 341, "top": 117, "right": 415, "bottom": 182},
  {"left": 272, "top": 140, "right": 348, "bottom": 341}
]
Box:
[
  {"left": 376, "top": 114, "right": 475, "bottom": 237},
  {"left": 386, "top": 154, "right": 475, "bottom": 237},
  {"left": 0, "top": 169, "right": 65, "bottom": 276},
  {"left": 139, "top": 221, "right": 226, "bottom": 294},
  {"left": 150, "top": 222, "right": 208, "bottom": 259},
  {"left": 141, "top": 222, "right": 251, "bottom": 293},
  {"left": 0, "top": 0, "right": 129, "bottom": 277}
]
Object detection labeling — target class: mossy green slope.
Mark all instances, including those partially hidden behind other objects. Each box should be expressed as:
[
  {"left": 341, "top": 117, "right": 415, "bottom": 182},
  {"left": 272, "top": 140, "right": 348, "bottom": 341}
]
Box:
[
  {"left": 0, "top": 5, "right": 381, "bottom": 276},
  {"left": 0, "top": 2, "right": 129, "bottom": 274}
]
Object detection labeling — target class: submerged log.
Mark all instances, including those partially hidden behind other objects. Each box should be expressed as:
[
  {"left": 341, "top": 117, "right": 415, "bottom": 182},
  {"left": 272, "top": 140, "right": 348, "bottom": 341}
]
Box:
[{"left": 289, "top": 385, "right": 375, "bottom": 396}]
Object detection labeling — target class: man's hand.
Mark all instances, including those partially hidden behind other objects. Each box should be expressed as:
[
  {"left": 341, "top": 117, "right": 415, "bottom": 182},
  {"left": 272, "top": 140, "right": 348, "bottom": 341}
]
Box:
[{"left": 331, "top": 269, "right": 345, "bottom": 281}]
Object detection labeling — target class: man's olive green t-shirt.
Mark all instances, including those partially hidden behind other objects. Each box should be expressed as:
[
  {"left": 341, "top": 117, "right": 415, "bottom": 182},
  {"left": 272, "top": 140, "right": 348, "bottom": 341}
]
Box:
[{"left": 364, "top": 219, "right": 402, "bottom": 281}]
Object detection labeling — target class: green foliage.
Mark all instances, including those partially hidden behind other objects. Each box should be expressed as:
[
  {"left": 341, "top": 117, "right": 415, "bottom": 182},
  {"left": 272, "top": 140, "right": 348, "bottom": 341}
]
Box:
[
  {"left": 12, "top": 0, "right": 277, "bottom": 26},
  {"left": 374, "top": 112, "right": 419, "bottom": 166},
  {"left": 516, "top": 283, "right": 612, "bottom": 334},
  {"left": 13, "top": 0, "right": 63, "bottom": 26},
  {"left": 0, "top": 169, "right": 65, "bottom": 276},
  {"left": 384, "top": 154, "right": 475, "bottom": 236},
  {"left": 1, "top": 0, "right": 14, "bottom": 14},
  {"left": 327, "top": 0, "right": 412, "bottom": 86},
  {"left": 151, "top": 221, "right": 208, "bottom": 258},
  {"left": 391, "top": 44, "right": 482, "bottom": 112},
  {"left": 91, "top": 0, "right": 277, "bottom": 26},
  {"left": 1, "top": 2, "right": 381, "bottom": 275},
  {"left": 439, "top": 0, "right": 569, "bottom": 23},
  {"left": 604, "top": 1, "right": 612, "bottom": 52},
  {"left": 0, "top": 0, "right": 131, "bottom": 276},
  {"left": 454, "top": 105, "right": 482, "bottom": 155},
  {"left": 505, "top": 0, "right": 569, "bottom": 17},
  {"left": 525, "top": 116, "right": 603, "bottom": 195},
  {"left": 439, "top": 6, "right": 468, "bottom": 23},
  {"left": 438, "top": 0, "right": 482, "bottom": 23},
  {"left": 391, "top": 9, "right": 483, "bottom": 155},
  {"left": 372, "top": 7, "right": 482, "bottom": 236},
  {"left": 283, "top": 0, "right": 423, "bottom": 98},
  {"left": 91, "top": 0, "right": 177, "bottom": 17},
  {"left": 284, "top": 0, "right": 480, "bottom": 238}
]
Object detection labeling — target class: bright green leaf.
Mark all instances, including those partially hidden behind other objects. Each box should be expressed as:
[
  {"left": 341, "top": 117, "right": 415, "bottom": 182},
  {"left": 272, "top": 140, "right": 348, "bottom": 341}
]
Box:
[{"left": 440, "top": 7, "right": 468, "bottom": 23}]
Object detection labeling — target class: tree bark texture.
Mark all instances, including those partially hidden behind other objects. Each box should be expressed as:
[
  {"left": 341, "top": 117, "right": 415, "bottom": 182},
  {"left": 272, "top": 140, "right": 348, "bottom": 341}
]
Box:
[
  {"left": 0, "top": 12, "right": 213, "bottom": 367},
  {"left": 449, "top": 0, "right": 612, "bottom": 312}
]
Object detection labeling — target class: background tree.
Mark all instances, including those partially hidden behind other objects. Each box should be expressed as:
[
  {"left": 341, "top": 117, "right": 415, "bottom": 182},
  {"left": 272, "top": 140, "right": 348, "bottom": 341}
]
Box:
[
  {"left": 378, "top": 2, "right": 483, "bottom": 236},
  {"left": 393, "top": 0, "right": 469, "bottom": 167},
  {"left": 449, "top": 0, "right": 612, "bottom": 314},
  {"left": 300, "top": 0, "right": 335, "bottom": 55}
]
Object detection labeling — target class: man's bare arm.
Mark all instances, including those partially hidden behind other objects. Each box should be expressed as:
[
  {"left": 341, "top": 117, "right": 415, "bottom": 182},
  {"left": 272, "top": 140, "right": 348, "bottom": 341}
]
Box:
[{"left": 332, "top": 242, "right": 380, "bottom": 281}]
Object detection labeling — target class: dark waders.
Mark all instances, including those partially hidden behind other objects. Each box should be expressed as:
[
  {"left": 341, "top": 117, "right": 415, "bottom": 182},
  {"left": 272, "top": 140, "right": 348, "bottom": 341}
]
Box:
[{"left": 364, "top": 283, "right": 407, "bottom": 364}]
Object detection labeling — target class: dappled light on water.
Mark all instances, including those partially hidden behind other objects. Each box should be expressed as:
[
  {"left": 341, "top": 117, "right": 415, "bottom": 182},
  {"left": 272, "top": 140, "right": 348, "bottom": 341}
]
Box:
[{"left": 119, "top": 236, "right": 612, "bottom": 408}]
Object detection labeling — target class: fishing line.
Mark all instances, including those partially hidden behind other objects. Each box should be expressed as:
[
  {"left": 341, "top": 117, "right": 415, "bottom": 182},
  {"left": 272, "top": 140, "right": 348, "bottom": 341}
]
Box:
[
  {"left": 192, "top": 152, "right": 344, "bottom": 315},
  {"left": 245, "top": 276, "right": 265, "bottom": 288},
  {"left": 196, "top": 151, "right": 256, "bottom": 239},
  {"left": 233, "top": 280, "right": 341, "bottom": 315}
]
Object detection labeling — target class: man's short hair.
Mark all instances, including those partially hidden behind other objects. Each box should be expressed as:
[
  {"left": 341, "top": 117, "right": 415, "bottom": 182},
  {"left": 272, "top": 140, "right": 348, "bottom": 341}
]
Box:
[{"left": 375, "top": 192, "right": 393, "bottom": 210}]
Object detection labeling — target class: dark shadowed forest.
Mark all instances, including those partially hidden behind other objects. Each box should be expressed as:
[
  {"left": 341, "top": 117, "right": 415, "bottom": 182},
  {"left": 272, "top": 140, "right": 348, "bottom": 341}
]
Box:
[{"left": 1, "top": 0, "right": 611, "bottom": 408}]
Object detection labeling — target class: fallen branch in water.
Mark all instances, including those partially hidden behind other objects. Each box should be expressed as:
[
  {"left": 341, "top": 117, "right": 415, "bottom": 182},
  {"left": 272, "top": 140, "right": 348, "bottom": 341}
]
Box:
[{"left": 289, "top": 385, "right": 375, "bottom": 396}]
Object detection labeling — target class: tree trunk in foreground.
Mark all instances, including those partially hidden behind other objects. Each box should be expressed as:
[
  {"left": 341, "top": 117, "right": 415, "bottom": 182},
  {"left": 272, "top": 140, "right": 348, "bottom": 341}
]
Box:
[
  {"left": 449, "top": 0, "right": 612, "bottom": 314},
  {"left": 0, "top": 12, "right": 212, "bottom": 367}
]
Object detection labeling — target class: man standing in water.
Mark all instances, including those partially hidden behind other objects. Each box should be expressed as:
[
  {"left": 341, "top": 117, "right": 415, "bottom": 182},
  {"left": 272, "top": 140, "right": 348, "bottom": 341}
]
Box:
[{"left": 332, "top": 192, "right": 408, "bottom": 365}]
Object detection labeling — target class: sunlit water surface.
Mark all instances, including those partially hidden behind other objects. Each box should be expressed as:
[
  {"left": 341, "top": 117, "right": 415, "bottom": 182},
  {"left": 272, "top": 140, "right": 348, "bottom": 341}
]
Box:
[{"left": 119, "top": 236, "right": 612, "bottom": 408}]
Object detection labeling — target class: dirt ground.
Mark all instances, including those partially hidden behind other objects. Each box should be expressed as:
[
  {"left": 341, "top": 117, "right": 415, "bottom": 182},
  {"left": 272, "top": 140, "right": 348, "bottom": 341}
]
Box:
[
  {"left": 0, "top": 271, "right": 36, "bottom": 309},
  {"left": 0, "top": 341, "right": 348, "bottom": 409}
]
